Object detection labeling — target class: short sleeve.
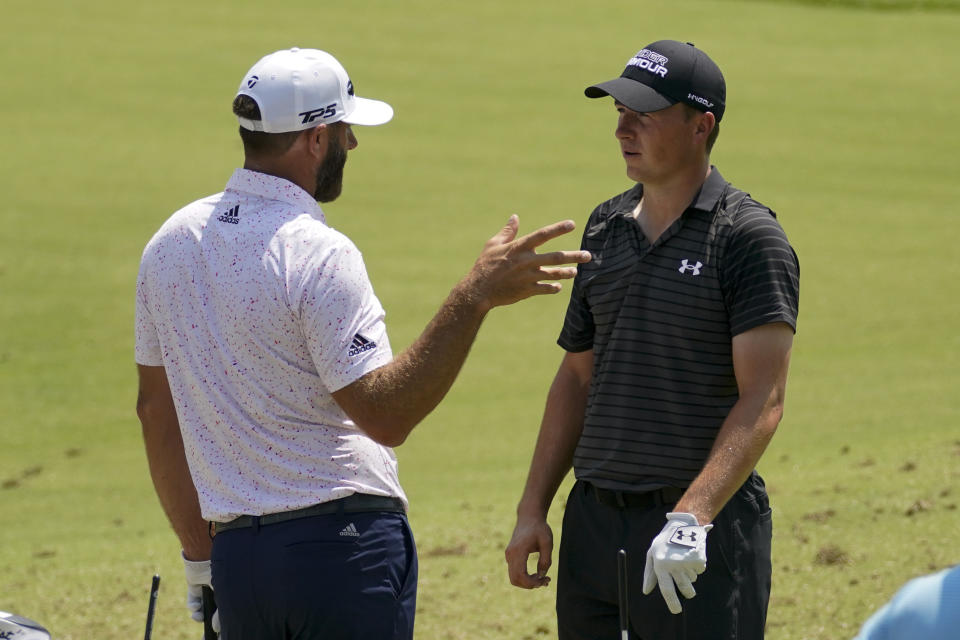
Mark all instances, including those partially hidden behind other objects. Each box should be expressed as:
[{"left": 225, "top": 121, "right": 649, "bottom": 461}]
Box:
[
  {"left": 557, "top": 269, "right": 595, "bottom": 352},
  {"left": 296, "top": 239, "right": 393, "bottom": 392},
  {"left": 134, "top": 254, "right": 164, "bottom": 366},
  {"left": 557, "top": 214, "right": 601, "bottom": 352},
  {"left": 721, "top": 205, "right": 800, "bottom": 337}
]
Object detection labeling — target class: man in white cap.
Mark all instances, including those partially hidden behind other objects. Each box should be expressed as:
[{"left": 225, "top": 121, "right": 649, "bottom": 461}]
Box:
[{"left": 135, "top": 47, "right": 590, "bottom": 639}]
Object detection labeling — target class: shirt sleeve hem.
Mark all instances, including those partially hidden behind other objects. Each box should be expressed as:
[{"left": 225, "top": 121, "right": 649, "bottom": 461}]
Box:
[
  {"left": 558, "top": 338, "right": 594, "bottom": 353},
  {"left": 730, "top": 312, "right": 797, "bottom": 338},
  {"left": 325, "top": 358, "right": 391, "bottom": 393}
]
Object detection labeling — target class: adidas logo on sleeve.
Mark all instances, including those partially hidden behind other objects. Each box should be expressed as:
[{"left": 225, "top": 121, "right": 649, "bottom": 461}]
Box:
[{"left": 348, "top": 334, "right": 377, "bottom": 356}]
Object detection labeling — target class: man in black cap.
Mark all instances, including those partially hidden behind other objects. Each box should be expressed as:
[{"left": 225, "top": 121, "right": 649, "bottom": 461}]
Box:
[{"left": 505, "top": 40, "right": 800, "bottom": 639}]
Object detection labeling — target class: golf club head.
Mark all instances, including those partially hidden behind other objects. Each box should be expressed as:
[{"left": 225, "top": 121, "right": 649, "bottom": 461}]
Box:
[{"left": 0, "top": 611, "right": 51, "bottom": 640}]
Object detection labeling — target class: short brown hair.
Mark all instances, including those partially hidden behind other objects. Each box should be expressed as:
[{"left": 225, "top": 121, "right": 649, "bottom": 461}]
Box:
[{"left": 232, "top": 95, "right": 302, "bottom": 156}]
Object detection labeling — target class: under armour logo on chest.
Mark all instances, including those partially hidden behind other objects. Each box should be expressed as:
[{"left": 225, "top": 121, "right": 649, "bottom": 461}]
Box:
[{"left": 679, "top": 259, "right": 703, "bottom": 276}]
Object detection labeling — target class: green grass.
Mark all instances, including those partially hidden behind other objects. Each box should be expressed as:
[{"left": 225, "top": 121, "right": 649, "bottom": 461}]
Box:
[
  {"left": 750, "top": 0, "right": 960, "bottom": 11},
  {"left": 1, "top": 0, "right": 958, "bottom": 638}
]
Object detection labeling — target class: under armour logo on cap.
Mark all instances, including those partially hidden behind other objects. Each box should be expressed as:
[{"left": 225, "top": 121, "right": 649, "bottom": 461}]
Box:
[
  {"left": 627, "top": 49, "right": 670, "bottom": 78},
  {"left": 585, "top": 40, "right": 726, "bottom": 122}
]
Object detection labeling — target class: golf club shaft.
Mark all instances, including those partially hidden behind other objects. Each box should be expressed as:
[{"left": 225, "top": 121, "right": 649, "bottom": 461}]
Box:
[
  {"left": 144, "top": 574, "right": 160, "bottom": 640},
  {"left": 617, "top": 549, "right": 628, "bottom": 640},
  {"left": 202, "top": 585, "right": 218, "bottom": 640}
]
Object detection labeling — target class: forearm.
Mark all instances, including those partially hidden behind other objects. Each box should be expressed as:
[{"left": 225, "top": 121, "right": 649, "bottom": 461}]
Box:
[
  {"left": 333, "top": 217, "right": 589, "bottom": 447},
  {"left": 337, "top": 279, "right": 488, "bottom": 446},
  {"left": 137, "top": 372, "right": 211, "bottom": 559},
  {"left": 505, "top": 349, "right": 592, "bottom": 589},
  {"left": 142, "top": 420, "right": 211, "bottom": 559},
  {"left": 676, "top": 323, "right": 793, "bottom": 525},
  {"left": 674, "top": 399, "right": 781, "bottom": 525},
  {"left": 516, "top": 351, "right": 592, "bottom": 519}
]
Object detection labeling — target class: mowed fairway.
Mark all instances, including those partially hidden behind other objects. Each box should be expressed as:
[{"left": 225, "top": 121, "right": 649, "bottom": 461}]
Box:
[{"left": 1, "top": 1, "right": 958, "bottom": 638}]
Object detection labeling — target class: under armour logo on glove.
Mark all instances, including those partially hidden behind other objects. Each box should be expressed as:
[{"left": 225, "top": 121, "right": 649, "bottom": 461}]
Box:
[
  {"left": 642, "top": 512, "right": 713, "bottom": 614},
  {"left": 669, "top": 527, "right": 701, "bottom": 547}
]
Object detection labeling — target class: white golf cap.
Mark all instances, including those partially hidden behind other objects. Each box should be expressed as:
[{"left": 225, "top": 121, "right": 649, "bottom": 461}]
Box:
[{"left": 235, "top": 47, "right": 393, "bottom": 133}]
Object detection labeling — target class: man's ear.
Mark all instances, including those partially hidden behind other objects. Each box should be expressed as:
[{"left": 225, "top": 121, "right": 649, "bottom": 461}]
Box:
[
  {"left": 304, "top": 124, "right": 328, "bottom": 159},
  {"left": 695, "top": 111, "right": 716, "bottom": 145}
]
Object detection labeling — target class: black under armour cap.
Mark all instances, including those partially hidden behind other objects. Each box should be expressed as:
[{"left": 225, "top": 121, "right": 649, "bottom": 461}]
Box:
[{"left": 585, "top": 40, "right": 726, "bottom": 122}]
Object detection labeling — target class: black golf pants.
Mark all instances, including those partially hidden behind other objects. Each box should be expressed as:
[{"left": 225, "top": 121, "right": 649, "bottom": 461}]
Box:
[{"left": 557, "top": 473, "right": 772, "bottom": 640}]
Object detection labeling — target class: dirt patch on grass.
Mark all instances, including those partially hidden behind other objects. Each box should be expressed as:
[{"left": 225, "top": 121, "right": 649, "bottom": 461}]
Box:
[
  {"left": 905, "top": 499, "right": 932, "bottom": 516},
  {"left": 814, "top": 545, "right": 849, "bottom": 566},
  {"left": 2, "top": 464, "right": 44, "bottom": 490},
  {"left": 424, "top": 543, "right": 468, "bottom": 558},
  {"left": 803, "top": 509, "right": 836, "bottom": 523}
]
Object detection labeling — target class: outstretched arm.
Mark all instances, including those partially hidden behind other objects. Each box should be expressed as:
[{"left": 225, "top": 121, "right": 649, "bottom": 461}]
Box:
[{"left": 332, "top": 216, "right": 591, "bottom": 447}]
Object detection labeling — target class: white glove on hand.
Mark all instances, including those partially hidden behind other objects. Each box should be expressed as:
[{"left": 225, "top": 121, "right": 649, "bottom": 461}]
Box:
[
  {"left": 642, "top": 512, "right": 713, "bottom": 614},
  {"left": 182, "top": 553, "right": 220, "bottom": 633}
]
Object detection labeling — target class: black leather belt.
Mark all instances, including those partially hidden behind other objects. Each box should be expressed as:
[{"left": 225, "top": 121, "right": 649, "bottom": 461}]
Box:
[
  {"left": 214, "top": 494, "right": 406, "bottom": 534},
  {"left": 586, "top": 481, "right": 684, "bottom": 509}
]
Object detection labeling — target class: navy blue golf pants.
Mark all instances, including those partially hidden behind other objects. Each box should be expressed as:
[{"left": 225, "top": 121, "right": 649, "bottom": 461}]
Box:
[
  {"left": 211, "top": 510, "right": 417, "bottom": 639},
  {"left": 557, "top": 473, "right": 772, "bottom": 640}
]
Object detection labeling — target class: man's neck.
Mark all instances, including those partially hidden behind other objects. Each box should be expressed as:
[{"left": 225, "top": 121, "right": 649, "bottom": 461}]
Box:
[
  {"left": 243, "top": 156, "right": 315, "bottom": 197},
  {"left": 633, "top": 161, "right": 711, "bottom": 244}
]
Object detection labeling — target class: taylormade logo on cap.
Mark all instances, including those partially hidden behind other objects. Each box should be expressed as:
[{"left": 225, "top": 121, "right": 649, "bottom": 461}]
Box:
[{"left": 235, "top": 47, "right": 393, "bottom": 133}]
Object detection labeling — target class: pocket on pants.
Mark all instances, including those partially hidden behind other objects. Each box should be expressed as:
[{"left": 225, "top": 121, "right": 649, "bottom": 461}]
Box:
[
  {"left": 391, "top": 516, "right": 418, "bottom": 600},
  {"left": 741, "top": 472, "right": 772, "bottom": 520},
  {"left": 710, "top": 476, "right": 771, "bottom": 579}
]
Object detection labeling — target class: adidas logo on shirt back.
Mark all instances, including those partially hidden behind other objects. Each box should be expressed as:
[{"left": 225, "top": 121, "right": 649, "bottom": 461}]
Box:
[
  {"left": 339, "top": 522, "right": 360, "bottom": 537},
  {"left": 217, "top": 205, "right": 240, "bottom": 224},
  {"left": 348, "top": 334, "right": 376, "bottom": 356}
]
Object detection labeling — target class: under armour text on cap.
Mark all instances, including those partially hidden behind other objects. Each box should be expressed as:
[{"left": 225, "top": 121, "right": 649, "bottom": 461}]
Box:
[
  {"left": 585, "top": 40, "right": 726, "bottom": 122},
  {"left": 236, "top": 48, "right": 393, "bottom": 133}
]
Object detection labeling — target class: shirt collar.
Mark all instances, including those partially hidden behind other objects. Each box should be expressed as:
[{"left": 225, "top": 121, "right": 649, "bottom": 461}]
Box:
[
  {"left": 687, "top": 166, "right": 728, "bottom": 213},
  {"left": 617, "top": 166, "right": 728, "bottom": 219},
  {"left": 225, "top": 168, "right": 326, "bottom": 223}
]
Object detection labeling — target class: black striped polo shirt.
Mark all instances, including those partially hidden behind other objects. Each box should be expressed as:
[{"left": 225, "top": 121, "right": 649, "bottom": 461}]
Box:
[{"left": 559, "top": 168, "right": 799, "bottom": 491}]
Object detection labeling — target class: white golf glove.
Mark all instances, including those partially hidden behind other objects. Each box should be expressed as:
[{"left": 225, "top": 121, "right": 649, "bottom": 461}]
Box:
[
  {"left": 642, "top": 512, "right": 713, "bottom": 614},
  {"left": 182, "top": 553, "right": 220, "bottom": 633}
]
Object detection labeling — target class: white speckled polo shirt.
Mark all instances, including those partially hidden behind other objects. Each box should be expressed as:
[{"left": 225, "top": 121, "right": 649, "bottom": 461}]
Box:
[{"left": 135, "top": 168, "right": 406, "bottom": 521}]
